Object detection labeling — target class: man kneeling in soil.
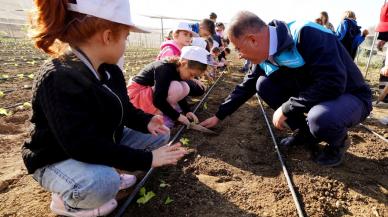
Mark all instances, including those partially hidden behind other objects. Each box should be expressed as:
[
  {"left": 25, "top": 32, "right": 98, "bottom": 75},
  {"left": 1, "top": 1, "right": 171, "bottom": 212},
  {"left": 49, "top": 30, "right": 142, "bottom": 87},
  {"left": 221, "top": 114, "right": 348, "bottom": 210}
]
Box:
[{"left": 200, "top": 11, "right": 372, "bottom": 167}]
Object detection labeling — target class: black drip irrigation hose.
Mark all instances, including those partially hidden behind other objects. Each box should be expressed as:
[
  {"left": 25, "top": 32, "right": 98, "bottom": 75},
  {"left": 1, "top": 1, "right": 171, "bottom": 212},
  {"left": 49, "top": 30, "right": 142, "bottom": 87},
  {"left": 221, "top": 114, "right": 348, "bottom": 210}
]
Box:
[
  {"left": 114, "top": 72, "right": 225, "bottom": 217},
  {"left": 359, "top": 123, "right": 388, "bottom": 143},
  {"left": 256, "top": 95, "right": 306, "bottom": 217}
]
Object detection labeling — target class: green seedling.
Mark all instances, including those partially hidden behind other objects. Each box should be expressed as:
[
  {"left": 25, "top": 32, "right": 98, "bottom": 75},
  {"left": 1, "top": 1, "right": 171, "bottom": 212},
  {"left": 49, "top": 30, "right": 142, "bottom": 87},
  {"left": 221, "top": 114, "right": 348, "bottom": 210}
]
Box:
[
  {"left": 17, "top": 74, "right": 24, "bottom": 79},
  {"left": 203, "top": 102, "right": 208, "bottom": 110},
  {"left": 164, "top": 196, "right": 173, "bottom": 205},
  {"left": 28, "top": 74, "right": 34, "bottom": 79},
  {"left": 179, "top": 137, "right": 190, "bottom": 146},
  {"left": 0, "top": 108, "right": 10, "bottom": 116},
  {"left": 159, "top": 180, "right": 170, "bottom": 188},
  {"left": 0, "top": 91, "right": 4, "bottom": 98},
  {"left": 27, "top": 61, "right": 36, "bottom": 65},
  {"left": 136, "top": 187, "right": 156, "bottom": 205},
  {"left": 23, "top": 102, "right": 32, "bottom": 109},
  {"left": 1, "top": 74, "right": 9, "bottom": 79}
]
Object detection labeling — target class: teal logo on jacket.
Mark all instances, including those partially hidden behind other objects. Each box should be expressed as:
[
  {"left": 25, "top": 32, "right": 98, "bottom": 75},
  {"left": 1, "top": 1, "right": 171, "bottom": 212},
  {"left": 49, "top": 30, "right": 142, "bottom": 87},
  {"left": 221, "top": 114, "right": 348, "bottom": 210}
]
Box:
[{"left": 259, "top": 21, "right": 334, "bottom": 76}]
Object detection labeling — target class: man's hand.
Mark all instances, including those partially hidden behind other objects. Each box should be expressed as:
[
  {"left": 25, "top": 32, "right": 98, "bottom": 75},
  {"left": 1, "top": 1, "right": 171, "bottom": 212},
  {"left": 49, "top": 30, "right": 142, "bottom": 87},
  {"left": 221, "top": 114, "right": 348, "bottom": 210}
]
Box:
[
  {"left": 272, "top": 106, "right": 288, "bottom": 130},
  {"left": 200, "top": 115, "right": 220, "bottom": 128},
  {"left": 147, "top": 115, "right": 170, "bottom": 136}
]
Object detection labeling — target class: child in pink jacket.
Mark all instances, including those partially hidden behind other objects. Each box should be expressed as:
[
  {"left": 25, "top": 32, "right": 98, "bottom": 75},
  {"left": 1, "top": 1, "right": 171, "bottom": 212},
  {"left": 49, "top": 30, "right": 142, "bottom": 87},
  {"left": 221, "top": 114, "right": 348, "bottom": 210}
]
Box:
[{"left": 157, "top": 22, "right": 198, "bottom": 60}]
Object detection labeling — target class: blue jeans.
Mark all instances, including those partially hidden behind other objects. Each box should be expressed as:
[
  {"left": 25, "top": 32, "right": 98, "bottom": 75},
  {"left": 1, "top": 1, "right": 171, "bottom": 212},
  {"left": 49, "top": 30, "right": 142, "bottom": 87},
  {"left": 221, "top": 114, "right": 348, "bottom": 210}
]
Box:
[
  {"left": 256, "top": 75, "right": 370, "bottom": 146},
  {"left": 32, "top": 128, "right": 169, "bottom": 211}
]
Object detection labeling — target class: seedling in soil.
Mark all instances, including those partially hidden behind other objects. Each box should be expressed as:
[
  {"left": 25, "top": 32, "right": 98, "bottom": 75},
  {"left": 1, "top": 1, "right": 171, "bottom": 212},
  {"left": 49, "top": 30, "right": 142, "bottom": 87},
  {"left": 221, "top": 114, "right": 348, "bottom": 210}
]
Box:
[
  {"left": 1, "top": 74, "right": 9, "bottom": 79},
  {"left": 0, "top": 108, "right": 10, "bottom": 116},
  {"left": 159, "top": 180, "right": 170, "bottom": 188},
  {"left": 0, "top": 91, "right": 4, "bottom": 98},
  {"left": 28, "top": 74, "right": 34, "bottom": 79},
  {"left": 179, "top": 137, "right": 190, "bottom": 146},
  {"left": 136, "top": 187, "right": 156, "bottom": 205},
  {"left": 203, "top": 102, "right": 208, "bottom": 110},
  {"left": 23, "top": 102, "right": 32, "bottom": 109},
  {"left": 164, "top": 196, "right": 173, "bottom": 205},
  {"left": 17, "top": 74, "right": 24, "bottom": 79}
]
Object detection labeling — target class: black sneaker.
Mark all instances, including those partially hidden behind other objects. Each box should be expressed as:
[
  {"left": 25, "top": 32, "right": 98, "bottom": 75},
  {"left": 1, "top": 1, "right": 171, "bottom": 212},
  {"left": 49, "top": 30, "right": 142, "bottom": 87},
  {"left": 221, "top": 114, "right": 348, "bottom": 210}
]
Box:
[
  {"left": 279, "top": 129, "right": 319, "bottom": 148},
  {"left": 313, "top": 136, "right": 351, "bottom": 167}
]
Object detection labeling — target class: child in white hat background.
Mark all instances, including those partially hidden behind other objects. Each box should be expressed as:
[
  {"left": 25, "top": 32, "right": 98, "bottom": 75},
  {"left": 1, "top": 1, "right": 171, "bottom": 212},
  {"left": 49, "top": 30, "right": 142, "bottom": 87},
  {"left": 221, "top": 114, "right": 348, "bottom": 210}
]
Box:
[
  {"left": 128, "top": 46, "right": 213, "bottom": 128},
  {"left": 156, "top": 22, "right": 198, "bottom": 60},
  {"left": 156, "top": 22, "right": 207, "bottom": 98},
  {"left": 22, "top": 0, "right": 188, "bottom": 217}
]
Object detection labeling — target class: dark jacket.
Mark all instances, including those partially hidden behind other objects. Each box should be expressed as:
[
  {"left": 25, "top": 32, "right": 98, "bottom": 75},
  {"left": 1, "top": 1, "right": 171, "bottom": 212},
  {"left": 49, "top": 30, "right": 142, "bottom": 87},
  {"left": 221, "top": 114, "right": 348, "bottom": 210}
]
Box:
[
  {"left": 215, "top": 20, "right": 372, "bottom": 120},
  {"left": 132, "top": 61, "right": 191, "bottom": 120},
  {"left": 22, "top": 52, "right": 154, "bottom": 174}
]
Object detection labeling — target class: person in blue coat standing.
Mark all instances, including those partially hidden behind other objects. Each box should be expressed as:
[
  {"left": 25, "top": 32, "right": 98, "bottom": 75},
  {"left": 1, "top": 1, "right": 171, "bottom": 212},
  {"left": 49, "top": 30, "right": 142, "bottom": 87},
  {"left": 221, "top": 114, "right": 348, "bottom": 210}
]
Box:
[
  {"left": 200, "top": 11, "right": 372, "bottom": 167},
  {"left": 335, "top": 11, "right": 369, "bottom": 59}
]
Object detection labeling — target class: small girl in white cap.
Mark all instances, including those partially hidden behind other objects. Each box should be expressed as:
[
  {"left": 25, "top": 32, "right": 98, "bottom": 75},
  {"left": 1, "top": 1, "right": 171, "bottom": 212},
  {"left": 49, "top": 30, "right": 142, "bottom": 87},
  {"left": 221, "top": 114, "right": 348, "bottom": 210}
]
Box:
[
  {"left": 128, "top": 46, "right": 212, "bottom": 128},
  {"left": 22, "top": 0, "right": 188, "bottom": 216},
  {"left": 157, "top": 22, "right": 198, "bottom": 60},
  {"left": 157, "top": 22, "right": 207, "bottom": 98}
]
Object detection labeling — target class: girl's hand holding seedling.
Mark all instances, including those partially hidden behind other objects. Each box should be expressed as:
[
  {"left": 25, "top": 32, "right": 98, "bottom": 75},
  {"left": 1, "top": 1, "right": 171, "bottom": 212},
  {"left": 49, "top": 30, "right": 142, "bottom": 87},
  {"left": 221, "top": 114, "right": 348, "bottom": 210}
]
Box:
[
  {"left": 186, "top": 112, "right": 199, "bottom": 124},
  {"left": 151, "top": 143, "right": 188, "bottom": 167},
  {"left": 178, "top": 114, "right": 191, "bottom": 126}
]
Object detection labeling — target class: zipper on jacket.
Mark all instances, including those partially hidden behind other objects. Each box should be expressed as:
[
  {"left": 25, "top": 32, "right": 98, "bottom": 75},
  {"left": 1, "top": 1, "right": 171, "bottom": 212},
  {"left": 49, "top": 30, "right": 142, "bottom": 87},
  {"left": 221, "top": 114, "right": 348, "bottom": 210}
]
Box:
[{"left": 102, "top": 84, "right": 123, "bottom": 143}]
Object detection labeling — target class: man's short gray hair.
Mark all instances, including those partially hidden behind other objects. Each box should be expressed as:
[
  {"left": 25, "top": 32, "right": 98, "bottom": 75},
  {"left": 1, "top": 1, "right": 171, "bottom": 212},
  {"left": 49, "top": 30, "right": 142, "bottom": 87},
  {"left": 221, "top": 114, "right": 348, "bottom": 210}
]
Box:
[{"left": 227, "top": 11, "right": 267, "bottom": 38}]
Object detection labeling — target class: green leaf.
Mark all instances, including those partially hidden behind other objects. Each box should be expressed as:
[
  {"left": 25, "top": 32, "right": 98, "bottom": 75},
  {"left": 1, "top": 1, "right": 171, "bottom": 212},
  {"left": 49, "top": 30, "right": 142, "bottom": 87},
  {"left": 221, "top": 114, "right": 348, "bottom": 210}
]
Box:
[
  {"left": 159, "top": 180, "right": 170, "bottom": 188},
  {"left": 28, "top": 73, "right": 34, "bottom": 79},
  {"left": 23, "top": 102, "right": 32, "bottom": 109},
  {"left": 179, "top": 138, "right": 190, "bottom": 146},
  {"left": 136, "top": 190, "right": 156, "bottom": 205},
  {"left": 164, "top": 196, "right": 173, "bottom": 205},
  {"left": 0, "top": 108, "right": 9, "bottom": 116},
  {"left": 203, "top": 102, "right": 208, "bottom": 110},
  {"left": 139, "top": 187, "right": 146, "bottom": 196},
  {"left": 2, "top": 74, "right": 9, "bottom": 79},
  {"left": 0, "top": 91, "right": 4, "bottom": 98},
  {"left": 17, "top": 74, "right": 24, "bottom": 79}
]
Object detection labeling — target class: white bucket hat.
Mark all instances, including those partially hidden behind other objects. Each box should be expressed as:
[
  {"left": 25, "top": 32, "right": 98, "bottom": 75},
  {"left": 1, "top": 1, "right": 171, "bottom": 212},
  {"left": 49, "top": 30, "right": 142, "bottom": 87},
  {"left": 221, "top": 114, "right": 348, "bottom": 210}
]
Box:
[
  {"left": 173, "top": 22, "right": 199, "bottom": 37},
  {"left": 67, "top": 0, "right": 148, "bottom": 33},
  {"left": 180, "top": 46, "right": 213, "bottom": 65},
  {"left": 191, "top": 37, "right": 207, "bottom": 49}
]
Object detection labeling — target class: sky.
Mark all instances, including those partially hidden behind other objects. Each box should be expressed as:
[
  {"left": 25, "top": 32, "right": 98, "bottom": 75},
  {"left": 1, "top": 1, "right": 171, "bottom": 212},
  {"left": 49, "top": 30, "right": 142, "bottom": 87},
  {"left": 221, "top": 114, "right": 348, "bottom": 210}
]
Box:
[
  {"left": 8, "top": 0, "right": 385, "bottom": 31},
  {"left": 129, "top": 0, "right": 382, "bottom": 31}
]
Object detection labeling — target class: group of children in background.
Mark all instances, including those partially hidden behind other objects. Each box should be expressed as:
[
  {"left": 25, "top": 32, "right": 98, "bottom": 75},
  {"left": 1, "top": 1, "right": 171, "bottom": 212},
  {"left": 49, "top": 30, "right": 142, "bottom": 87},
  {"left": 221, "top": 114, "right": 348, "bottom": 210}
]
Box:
[{"left": 128, "top": 13, "right": 231, "bottom": 128}]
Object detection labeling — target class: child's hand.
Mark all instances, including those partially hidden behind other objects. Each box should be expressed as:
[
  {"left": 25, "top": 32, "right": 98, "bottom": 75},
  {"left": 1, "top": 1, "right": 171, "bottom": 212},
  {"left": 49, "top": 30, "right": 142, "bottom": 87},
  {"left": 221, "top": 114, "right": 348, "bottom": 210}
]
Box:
[
  {"left": 178, "top": 114, "right": 191, "bottom": 126},
  {"left": 151, "top": 143, "right": 188, "bottom": 167},
  {"left": 186, "top": 112, "right": 199, "bottom": 124},
  {"left": 193, "top": 79, "right": 206, "bottom": 90},
  {"left": 147, "top": 115, "right": 170, "bottom": 136}
]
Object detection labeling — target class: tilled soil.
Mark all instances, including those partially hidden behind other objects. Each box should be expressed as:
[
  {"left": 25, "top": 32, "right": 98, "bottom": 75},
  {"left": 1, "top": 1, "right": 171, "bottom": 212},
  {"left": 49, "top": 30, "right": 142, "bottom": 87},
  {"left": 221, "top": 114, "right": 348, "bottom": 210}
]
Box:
[{"left": 120, "top": 71, "right": 388, "bottom": 217}]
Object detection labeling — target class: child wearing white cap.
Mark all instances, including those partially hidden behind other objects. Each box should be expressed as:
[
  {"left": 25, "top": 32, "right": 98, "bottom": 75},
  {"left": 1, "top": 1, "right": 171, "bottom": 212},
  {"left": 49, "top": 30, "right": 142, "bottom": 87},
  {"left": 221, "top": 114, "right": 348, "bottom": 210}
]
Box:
[
  {"left": 157, "top": 22, "right": 198, "bottom": 60},
  {"left": 156, "top": 22, "right": 207, "bottom": 98},
  {"left": 22, "top": 1, "right": 188, "bottom": 217},
  {"left": 128, "top": 46, "right": 212, "bottom": 128}
]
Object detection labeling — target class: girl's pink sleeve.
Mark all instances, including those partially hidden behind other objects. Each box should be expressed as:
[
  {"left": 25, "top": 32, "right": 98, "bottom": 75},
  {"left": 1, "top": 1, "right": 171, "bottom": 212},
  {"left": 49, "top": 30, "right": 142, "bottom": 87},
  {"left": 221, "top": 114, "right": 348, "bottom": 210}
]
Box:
[{"left": 158, "top": 47, "right": 175, "bottom": 59}]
